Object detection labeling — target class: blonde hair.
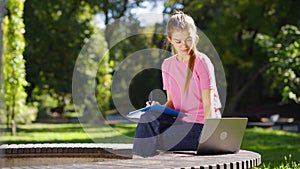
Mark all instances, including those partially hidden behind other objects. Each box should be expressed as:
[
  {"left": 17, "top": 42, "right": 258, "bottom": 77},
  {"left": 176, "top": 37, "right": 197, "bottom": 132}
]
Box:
[{"left": 166, "top": 11, "right": 199, "bottom": 94}]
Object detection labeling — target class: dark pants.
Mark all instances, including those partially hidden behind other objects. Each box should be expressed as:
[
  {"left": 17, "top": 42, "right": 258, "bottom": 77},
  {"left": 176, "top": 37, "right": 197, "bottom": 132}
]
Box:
[{"left": 133, "top": 112, "right": 203, "bottom": 157}]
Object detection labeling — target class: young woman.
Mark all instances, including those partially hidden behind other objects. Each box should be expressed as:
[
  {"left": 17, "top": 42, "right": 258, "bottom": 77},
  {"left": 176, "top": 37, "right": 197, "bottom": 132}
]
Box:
[{"left": 132, "top": 11, "right": 221, "bottom": 158}]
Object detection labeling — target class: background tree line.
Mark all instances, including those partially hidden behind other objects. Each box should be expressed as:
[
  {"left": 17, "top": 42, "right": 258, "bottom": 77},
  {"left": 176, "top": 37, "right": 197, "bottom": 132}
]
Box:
[{"left": 1, "top": 0, "right": 299, "bottom": 135}]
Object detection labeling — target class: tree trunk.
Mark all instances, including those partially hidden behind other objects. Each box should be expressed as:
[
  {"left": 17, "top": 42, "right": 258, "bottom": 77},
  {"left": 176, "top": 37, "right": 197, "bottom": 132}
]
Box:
[
  {"left": 6, "top": 106, "right": 10, "bottom": 129},
  {"left": 11, "top": 118, "right": 16, "bottom": 136},
  {"left": 225, "top": 65, "right": 269, "bottom": 116},
  {"left": 11, "top": 82, "right": 16, "bottom": 136}
]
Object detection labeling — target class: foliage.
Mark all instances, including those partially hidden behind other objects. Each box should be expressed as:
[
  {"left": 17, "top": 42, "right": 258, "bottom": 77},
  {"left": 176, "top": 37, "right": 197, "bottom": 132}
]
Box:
[
  {"left": 15, "top": 104, "right": 38, "bottom": 124},
  {"left": 96, "top": 42, "right": 112, "bottom": 114},
  {"left": 107, "top": 15, "right": 164, "bottom": 109},
  {"left": 23, "top": 0, "right": 98, "bottom": 108},
  {"left": 23, "top": 0, "right": 156, "bottom": 118},
  {"left": 2, "top": 0, "right": 27, "bottom": 135},
  {"left": 255, "top": 25, "right": 300, "bottom": 103},
  {"left": 73, "top": 30, "right": 112, "bottom": 120},
  {"left": 6, "top": 0, "right": 299, "bottom": 124},
  {"left": 101, "top": 0, "right": 157, "bottom": 48}
]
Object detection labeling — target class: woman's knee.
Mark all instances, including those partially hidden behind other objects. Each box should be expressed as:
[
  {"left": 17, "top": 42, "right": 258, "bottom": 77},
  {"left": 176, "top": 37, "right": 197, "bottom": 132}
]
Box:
[{"left": 139, "top": 112, "right": 160, "bottom": 123}]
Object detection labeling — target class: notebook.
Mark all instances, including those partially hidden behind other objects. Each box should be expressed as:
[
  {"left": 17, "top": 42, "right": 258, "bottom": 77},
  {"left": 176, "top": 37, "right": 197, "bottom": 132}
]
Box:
[
  {"left": 175, "top": 118, "right": 248, "bottom": 155},
  {"left": 126, "top": 104, "right": 186, "bottom": 119}
]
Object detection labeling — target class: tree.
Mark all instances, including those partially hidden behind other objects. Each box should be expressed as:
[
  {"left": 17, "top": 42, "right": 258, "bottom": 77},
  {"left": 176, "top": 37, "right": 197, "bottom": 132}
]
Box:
[
  {"left": 255, "top": 25, "right": 300, "bottom": 103},
  {"left": 23, "top": 1, "right": 156, "bottom": 115},
  {"left": 101, "top": 0, "right": 156, "bottom": 48},
  {"left": 24, "top": 0, "right": 99, "bottom": 113},
  {"left": 0, "top": 0, "right": 5, "bottom": 125},
  {"left": 72, "top": 30, "right": 112, "bottom": 123},
  {"left": 2, "top": 0, "right": 27, "bottom": 135}
]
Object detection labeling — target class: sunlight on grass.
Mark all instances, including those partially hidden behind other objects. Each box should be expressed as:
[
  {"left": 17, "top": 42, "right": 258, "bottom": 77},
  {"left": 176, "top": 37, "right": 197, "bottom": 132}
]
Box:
[
  {"left": 242, "top": 127, "right": 300, "bottom": 168},
  {"left": 1, "top": 123, "right": 137, "bottom": 144}
]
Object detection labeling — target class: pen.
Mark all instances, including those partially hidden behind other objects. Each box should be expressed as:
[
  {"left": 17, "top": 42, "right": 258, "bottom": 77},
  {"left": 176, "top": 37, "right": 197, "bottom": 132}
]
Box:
[{"left": 149, "top": 91, "right": 153, "bottom": 105}]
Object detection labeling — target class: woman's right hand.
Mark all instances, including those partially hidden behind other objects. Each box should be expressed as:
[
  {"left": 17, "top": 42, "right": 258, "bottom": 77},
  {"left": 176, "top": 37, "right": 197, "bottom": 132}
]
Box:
[{"left": 146, "top": 100, "right": 160, "bottom": 107}]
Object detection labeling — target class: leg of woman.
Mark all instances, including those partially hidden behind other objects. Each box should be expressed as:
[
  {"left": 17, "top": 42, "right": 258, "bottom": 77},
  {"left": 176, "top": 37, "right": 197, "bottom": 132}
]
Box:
[
  {"left": 157, "top": 122, "right": 203, "bottom": 152},
  {"left": 132, "top": 113, "right": 175, "bottom": 157}
]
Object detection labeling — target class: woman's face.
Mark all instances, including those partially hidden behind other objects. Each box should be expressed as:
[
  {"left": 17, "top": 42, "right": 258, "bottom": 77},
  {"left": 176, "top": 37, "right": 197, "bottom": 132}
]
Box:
[{"left": 168, "top": 30, "right": 192, "bottom": 55}]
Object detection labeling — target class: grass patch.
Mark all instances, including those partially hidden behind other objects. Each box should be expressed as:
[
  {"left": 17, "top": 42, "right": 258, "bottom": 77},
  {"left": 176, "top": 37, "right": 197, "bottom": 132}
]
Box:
[
  {"left": 241, "top": 127, "right": 300, "bottom": 168},
  {"left": 1, "top": 123, "right": 299, "bottom": 168},
  {"left": 0, "top": 123, "right": 136, "bottom": 144}
]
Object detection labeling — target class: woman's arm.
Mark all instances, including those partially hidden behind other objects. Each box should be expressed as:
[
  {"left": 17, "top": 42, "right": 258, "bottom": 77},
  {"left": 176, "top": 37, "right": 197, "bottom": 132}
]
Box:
[
  {"left": 202, "top": 89, "right": 213, "bottom": 119},
  {"left": 164, "top": 90, "right": 175, "bottom": 109}
]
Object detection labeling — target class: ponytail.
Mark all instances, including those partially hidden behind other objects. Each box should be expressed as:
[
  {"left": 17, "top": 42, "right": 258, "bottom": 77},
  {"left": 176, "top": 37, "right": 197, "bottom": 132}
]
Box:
[
  {"left": 183, "top": 49, "right": 196, "bottom": 94},
  {"left": 166, "top": 11, "right": 198, "bottom": 95}
]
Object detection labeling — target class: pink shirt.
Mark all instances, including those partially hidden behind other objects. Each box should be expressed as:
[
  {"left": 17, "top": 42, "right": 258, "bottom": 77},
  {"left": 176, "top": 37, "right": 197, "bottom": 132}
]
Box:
[{"left": 162, "top": 52, "right": 221, "bottom": 124}]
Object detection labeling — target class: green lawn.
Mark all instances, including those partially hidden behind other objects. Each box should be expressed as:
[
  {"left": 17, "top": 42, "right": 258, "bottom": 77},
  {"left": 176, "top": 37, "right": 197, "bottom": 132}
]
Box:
[
  {"left": 1, "top": 123, "right": 299, "bottom": 168},
  {"left": 241, "top": 127, "right": 300, "bottom": 168},
  {"left": 0, "top": 123, "right": 137, "bottom": 144}
]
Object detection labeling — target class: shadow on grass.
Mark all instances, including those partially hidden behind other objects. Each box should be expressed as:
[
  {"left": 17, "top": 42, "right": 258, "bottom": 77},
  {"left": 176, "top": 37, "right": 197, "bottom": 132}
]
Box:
[{"left": 18, "top": 124, "right": 86, "bottom": 133}]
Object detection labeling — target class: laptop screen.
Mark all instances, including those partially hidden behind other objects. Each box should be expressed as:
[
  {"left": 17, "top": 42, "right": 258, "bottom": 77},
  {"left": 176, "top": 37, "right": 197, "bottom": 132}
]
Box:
[{"left": 197, "top": 118, "right": 248, "bottom": 154}]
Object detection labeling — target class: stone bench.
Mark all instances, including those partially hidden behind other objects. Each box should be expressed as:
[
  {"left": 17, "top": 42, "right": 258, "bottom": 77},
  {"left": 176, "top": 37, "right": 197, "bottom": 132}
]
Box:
[
  {"left": 0, "top": 143, "right": 132, "bottom": 167},
  {"left": 0, "top": 143, "right": 261, "bottom": 169},
  {"left": 247, "top": 121, "right": 275, "bottom": 128},
  {"left": 247, "top": 117, "right": 300, "bottom": 132}
]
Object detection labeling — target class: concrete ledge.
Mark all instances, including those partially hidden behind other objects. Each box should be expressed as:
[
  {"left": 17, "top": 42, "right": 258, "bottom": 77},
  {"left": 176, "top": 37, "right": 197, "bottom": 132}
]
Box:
[
  {"left": 0, "top": 144, "right": 261, "bottom": 169},
  {"left": 0, "top": 143, "right": 132, "bottom": 167},
  {"left": 73, "top": 150, "right": 261, "bottom": 169}
]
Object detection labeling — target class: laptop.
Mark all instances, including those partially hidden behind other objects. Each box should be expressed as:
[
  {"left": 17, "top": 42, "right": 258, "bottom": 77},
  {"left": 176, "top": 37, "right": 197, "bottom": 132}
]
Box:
[{"left": 175, "top": 118, "right": 248, "bottom": 155}]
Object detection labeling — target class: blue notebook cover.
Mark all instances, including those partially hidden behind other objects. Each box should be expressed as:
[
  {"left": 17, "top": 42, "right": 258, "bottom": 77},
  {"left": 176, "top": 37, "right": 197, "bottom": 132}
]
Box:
[{"left": 127, "top": 104, "right": 186, "bottom": 119}]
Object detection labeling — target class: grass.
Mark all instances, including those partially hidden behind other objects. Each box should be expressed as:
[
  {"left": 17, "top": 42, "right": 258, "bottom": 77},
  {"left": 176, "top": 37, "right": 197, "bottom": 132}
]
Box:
[
  {"left": 241, "top": 127, "right": 300, "bottom": 168},
  {"left": 1, "top": 123, "right": 299, "bottom": 168},
  {"left": 0, "top": 123, "right": 137, "bottom": 144}
]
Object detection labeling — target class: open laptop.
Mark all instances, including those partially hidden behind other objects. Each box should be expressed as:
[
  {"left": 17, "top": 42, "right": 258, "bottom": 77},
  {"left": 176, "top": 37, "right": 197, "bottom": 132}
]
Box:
[{"left": 175, "top": 118, "right": 248, "bottom": 155}]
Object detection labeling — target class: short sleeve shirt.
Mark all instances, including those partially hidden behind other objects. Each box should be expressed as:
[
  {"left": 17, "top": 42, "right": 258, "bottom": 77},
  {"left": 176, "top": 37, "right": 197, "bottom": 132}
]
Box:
[{"left": 162, "top": 52, "right": 221, "bottom": 124}]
